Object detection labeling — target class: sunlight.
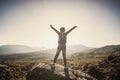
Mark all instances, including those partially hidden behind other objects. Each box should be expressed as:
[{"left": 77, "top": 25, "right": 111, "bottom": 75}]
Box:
[{"left": 0, "top": 1, "right": 120, "bottom": 48}]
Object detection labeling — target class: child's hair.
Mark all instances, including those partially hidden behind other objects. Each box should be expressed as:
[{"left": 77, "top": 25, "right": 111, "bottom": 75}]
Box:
[{"left": 60, "top": 27, "right": 65, "bottom": 32}]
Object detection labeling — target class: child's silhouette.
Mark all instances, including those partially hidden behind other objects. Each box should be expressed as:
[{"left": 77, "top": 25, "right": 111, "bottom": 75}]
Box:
[{"left": 50, "top": 25, "right": 77, "bottom": 67}]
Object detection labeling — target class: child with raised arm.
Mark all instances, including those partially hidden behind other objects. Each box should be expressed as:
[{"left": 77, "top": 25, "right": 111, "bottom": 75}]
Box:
[{"left": 50, "top": 25, "right": 77, "bottom": 67}]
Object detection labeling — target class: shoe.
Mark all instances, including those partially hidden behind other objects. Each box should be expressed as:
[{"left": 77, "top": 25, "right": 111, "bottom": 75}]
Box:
[
  {"left": 64, "top": 67, "right": 69, "bottom": 78},
  {"left": 51, "top": 63, "right": 55, "bottom": 67},
  {"left": 51, "top": 63, "right": 55, "bottom": 73}
]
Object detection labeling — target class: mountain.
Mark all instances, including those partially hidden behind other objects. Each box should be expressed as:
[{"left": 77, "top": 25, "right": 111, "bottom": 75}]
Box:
[
  {"left": 0, "top": 44, "right": 91, "bottom": 61},
  {"left": 0, "top": 45, "right": 46, "bottom": 55},
  {"left": 66, "top": 44, "right": 92, "bottom": 55},
  {"left": 0, "top": 51, "right": 51, "bottom": 61},
  {"left": 41, "top": 44, "right": 92, "bottom": 56},
  {"left": 72, "top": 45, "right": 120, "bottom": 58}
]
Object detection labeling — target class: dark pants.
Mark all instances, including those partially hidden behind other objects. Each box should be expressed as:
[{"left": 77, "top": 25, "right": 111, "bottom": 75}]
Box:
[{"left": 53, "top": 44, "right": 67, "bottom": 67}]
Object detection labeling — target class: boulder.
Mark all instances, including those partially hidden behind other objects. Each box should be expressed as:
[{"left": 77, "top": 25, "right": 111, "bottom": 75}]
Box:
[{"left": 26, "top": 63, "right": 97, "bottom": 80}]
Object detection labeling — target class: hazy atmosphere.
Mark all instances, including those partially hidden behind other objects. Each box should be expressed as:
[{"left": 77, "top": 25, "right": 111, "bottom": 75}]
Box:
[
  {"left": 0, "top": 1, "right": 120, "bottom": 80},
  {"left": 0, "top": 0, "right": 120, "bottom": 48}
]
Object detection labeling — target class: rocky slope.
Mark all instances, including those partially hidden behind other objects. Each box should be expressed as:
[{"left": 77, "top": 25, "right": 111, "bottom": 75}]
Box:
[
  {"left": 72, "top": 45, "right": 120, "bottom": 58},
  {"left": 81, "top": 52, "right": 120, "bottom": 80}
]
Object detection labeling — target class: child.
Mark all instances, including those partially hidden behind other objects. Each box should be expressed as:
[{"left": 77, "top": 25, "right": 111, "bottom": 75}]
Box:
[{"left": 50, "top": 25, "right": 77, "bottom": 67}]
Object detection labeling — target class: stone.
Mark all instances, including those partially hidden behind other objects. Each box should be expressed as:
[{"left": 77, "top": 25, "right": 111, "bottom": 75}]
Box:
[{"left": 26, "top": 63, "right": 97, "bottom": 80}]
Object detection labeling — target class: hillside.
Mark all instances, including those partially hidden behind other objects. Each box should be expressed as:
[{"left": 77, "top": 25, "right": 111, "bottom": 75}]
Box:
[
  {"left": 66, "top": 44, "right": 92, "bottom": 55},
  {"left": 0, "top": 52, "right": 119, "bottom": 80},
  {"left": 0, "top": 45, "right": 46, "bottom": 54},
  {"left": 72, "top": 45, "right": 120, "bottom": 58},
  {"left": 40, "top": 44, "right": 91, "bottom": 56},
  {"left": 0, "top": 44, "right": 91, "bottom": 61},
  {"left": 0, "top": 51, "right": 53, "bottom": 61}
]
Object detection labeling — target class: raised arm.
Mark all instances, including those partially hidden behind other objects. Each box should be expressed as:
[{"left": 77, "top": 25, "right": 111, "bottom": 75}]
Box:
[
  {"left": 66, "top": 26, "right": 77, "bottom": 34},
  {"left": 50, "top": 25, "right": 59, "bottom": 34}
]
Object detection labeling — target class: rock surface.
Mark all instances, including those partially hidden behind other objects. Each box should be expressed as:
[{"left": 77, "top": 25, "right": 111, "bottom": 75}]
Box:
[
  {"left": 0, "top": 64, "right": 8, "bottom": 68},
  {"left": 26, "top": 63, "right": 97, "bottom": 80}
]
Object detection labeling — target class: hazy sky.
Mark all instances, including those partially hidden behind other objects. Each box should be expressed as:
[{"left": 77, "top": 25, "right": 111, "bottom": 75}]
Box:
[{"left": 0, "top": 0, "right": 120, "bottom": 48}]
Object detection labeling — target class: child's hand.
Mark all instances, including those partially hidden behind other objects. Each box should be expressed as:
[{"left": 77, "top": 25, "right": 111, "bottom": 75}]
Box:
[
  {"left": 74, "top": 26, "right": 77, "bottom": 28},
  {"left": 50, "top": 25, "right": 53, "bottom": 27},
  {"left": 50, "top": 25, "right": 53, "bottom": 28}
]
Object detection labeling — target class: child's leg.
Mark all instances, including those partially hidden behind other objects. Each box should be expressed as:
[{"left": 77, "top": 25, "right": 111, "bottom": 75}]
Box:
[
  {"left": 53, "top": 46, "right": 61, "bottom": 63},
  {"left": 62, "top": 46, "right": 67, "bottom": 67}
]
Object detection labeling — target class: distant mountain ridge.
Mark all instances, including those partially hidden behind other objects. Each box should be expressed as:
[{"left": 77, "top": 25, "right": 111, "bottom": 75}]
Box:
[
  {"left": 72, "top": 45, "right": 120, "bottom": 58},
  {"left": 1, "top": 44, "right": 120, "bottom": 61},
  {"left": 0, "top": 44, "right": 91, "bottom": 60},
  {"left": 66, "top": 44, "right": 92, "bottom": 55},
  {"left": 0, "top": 45, "right": 46, "bottom": 54},
  {"left": 40, "top": 44, "right": 91, "bottom": 54},
  {"left": 0, "top": 44, "right": 91, "bottom": 55}
]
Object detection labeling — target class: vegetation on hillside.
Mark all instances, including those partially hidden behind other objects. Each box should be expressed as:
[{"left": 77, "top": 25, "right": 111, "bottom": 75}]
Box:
[{"left": 0, "top": 45, "right": 120, "bottom": 80}]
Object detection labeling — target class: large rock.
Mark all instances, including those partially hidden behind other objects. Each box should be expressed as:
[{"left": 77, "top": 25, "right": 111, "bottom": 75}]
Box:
[{"left": 26, "top": 63, "right": 97, "bottom": 80}]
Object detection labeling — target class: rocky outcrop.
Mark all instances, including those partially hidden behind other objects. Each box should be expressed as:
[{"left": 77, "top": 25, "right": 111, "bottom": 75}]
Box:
[
  {"left": 83, "top": 53, "right": 120, "bottom": 80},
  {"left": 0, "top": 62, "right": 30, "bottom": 80},
  {"left": 26, "top": 63, "right": 97, "bottom": 80}
]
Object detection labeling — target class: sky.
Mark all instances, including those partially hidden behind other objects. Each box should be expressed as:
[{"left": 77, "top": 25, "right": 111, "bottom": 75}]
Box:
[{"left": 0, "top": 0, "right": 120, "bottom": 48}]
